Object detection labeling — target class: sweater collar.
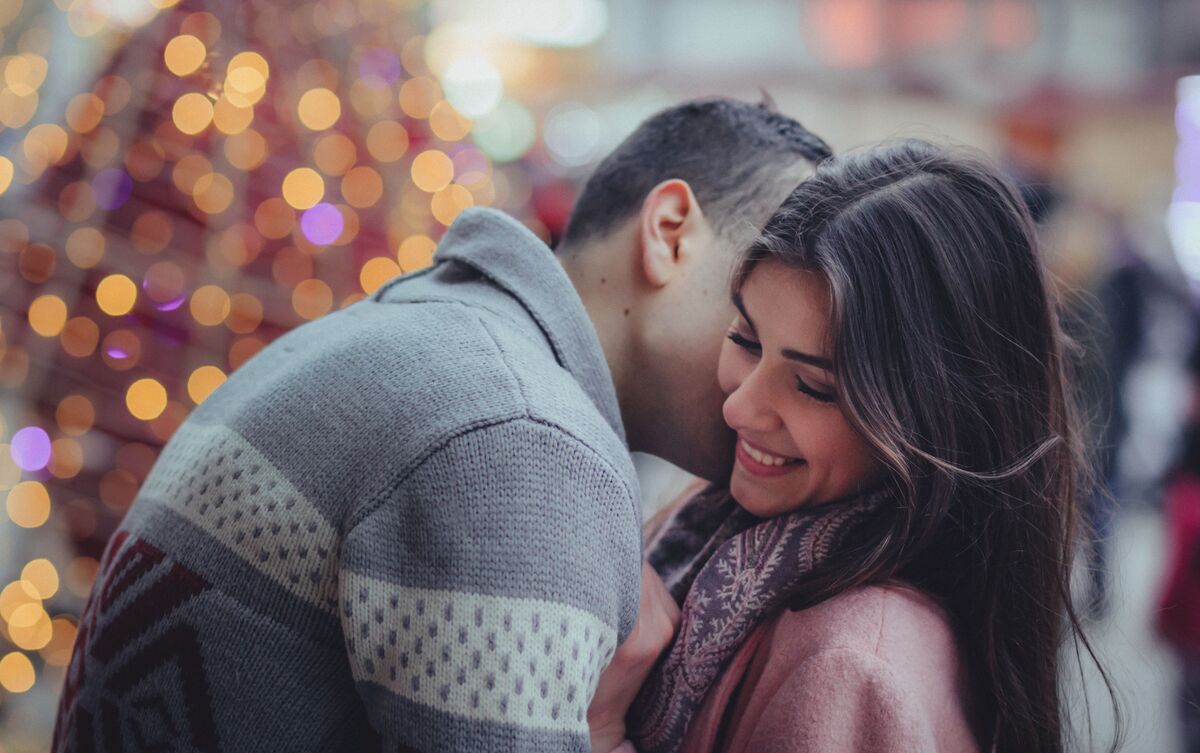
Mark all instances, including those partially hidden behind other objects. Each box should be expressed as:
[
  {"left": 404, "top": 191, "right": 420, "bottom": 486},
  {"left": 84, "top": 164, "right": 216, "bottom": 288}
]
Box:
[{"left": 434, "top": 208, "right": 627, "bottom": 446}]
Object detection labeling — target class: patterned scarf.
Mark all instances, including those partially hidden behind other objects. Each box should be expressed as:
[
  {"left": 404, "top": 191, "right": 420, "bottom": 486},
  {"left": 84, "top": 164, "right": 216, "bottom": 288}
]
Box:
[{"left": 627, "top": 483, "right": 886, "bottom": 753}]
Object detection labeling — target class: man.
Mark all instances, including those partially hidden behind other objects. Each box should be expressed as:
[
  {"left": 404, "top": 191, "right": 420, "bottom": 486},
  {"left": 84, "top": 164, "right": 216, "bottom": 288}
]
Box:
[{"left": 54, "top": 97, "right": 831, "bottom": 753}]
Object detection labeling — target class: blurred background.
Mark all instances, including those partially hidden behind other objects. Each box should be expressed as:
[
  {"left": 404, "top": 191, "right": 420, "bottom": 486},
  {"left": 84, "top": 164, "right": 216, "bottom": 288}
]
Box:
[{"left": 0, "top": 0, "right": 1197, "bottom": 750}]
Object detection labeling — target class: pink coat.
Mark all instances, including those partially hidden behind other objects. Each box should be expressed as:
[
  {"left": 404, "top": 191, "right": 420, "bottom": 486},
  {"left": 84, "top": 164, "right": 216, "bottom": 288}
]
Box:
[
  {"left": 617, "top": 582, "right": 982, "bottom": 753},
  {"left": 682, "top": 582, "right": 980, "bottom": 752}
]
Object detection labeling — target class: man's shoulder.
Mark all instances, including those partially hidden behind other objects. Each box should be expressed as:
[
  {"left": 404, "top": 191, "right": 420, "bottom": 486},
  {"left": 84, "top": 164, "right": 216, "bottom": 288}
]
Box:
[
  {"left": 208, "top": 289, "right": 625, "bottom": 471},
  {"left": 373, "top": 271, "right": 628, "bottom": 461}
]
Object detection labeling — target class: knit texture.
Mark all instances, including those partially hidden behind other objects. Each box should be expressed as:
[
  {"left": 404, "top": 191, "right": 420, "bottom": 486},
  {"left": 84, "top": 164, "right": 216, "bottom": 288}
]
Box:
[{"left": 52, "top": 208, "right": 643, "bottom": 753}]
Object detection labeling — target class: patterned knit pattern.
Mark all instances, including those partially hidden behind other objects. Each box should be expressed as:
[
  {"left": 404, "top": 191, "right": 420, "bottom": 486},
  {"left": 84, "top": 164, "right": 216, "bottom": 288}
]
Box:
[
  {"left": 629, "top": 484, "right": 886, "bottom": 753},
  {"left": 52, "top": 209, "right": 643, "bottom": 753}
]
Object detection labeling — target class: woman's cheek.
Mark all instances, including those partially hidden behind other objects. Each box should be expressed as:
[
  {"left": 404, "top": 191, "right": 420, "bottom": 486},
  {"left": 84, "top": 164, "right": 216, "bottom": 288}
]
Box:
[{"left": 825, "top": 421, "right": 882, "bottom": 492}]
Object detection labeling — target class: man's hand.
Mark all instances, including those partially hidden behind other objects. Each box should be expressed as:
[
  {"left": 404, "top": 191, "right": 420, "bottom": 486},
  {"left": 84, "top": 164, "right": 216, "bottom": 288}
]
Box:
[{"left": 587, "top": 561, "right": 682, "bottom": 753}]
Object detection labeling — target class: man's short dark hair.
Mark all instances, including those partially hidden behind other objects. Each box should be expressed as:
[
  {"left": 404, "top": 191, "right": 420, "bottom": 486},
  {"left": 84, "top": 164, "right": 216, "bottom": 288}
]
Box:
[{"left": 558, "top": 97, "right": 832, "bottom": 251}]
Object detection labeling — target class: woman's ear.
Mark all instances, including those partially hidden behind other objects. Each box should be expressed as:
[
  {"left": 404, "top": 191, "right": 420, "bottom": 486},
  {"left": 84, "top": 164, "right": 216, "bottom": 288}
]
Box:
[{"left": 637, "top": 179, "right": 705, "bottom": 288}]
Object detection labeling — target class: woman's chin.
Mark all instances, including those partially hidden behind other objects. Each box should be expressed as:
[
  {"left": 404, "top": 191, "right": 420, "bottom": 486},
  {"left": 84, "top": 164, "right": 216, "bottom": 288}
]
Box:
[{"left": 731, "top": 474, "right": 805, "bottom": 518}]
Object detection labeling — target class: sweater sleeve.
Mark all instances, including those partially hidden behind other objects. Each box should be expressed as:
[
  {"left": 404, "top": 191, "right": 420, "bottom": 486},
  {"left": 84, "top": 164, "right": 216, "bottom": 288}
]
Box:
[
  {"left": 744, "top": 647, "right": 935, "bottom": 753},
  {"left": 337, "top": 417, "right": 643, "bottom": 753}
]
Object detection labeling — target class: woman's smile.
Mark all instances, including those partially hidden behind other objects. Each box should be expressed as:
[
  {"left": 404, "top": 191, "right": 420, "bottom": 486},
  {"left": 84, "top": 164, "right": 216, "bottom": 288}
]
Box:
[{"left": 735, "top": 436, "right": 806, "bottom": 477}]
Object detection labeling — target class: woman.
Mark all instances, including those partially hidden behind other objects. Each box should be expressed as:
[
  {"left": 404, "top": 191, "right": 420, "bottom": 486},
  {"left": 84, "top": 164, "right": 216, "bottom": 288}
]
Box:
[{"left": 591, "top": 139, "right": 1115, "bottom": 753}]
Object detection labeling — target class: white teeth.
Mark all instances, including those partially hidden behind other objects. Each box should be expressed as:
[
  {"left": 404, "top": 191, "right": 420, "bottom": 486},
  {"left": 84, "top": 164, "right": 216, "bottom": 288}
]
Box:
[{"left": 741, "top": 439, "right": 794, "bottom": 467}]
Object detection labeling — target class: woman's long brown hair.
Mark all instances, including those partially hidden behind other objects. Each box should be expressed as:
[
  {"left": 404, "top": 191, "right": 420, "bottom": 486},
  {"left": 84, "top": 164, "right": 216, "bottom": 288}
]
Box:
[{"left": 735, "top": 140, "right": 1120, "bottom": 753}]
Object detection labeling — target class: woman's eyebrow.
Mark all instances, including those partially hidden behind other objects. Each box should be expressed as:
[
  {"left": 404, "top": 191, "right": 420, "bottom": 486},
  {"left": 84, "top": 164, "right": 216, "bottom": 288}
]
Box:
[
  {"left": 781, "top": 348, "right": 832, "bottom": 370},
  {"left": 732, "top": 291, "right": 833, "bottom": 370}
]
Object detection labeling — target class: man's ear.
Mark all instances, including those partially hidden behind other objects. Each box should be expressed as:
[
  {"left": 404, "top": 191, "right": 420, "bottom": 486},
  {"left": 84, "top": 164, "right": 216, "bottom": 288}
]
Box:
[{"left": 637, "top": 179, "right": 705, "bottom": 288}]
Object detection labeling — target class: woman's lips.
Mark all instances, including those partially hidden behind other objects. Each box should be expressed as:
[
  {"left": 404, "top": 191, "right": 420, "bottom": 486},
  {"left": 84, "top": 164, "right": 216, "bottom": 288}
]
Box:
[{"left": 735, "top": 438, "right": 806, "bottom": 478}]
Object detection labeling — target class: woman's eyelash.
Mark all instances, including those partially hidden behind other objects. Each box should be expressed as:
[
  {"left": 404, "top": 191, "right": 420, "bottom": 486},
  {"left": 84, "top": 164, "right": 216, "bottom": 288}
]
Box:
[
  {"left": 726, "top": 331, "right": 760, "bottom": 352},
  {"left": 729, "top": 330, "right": 836, "bottom": 403},
  {"left": 795, "top": 376, "right": 836, "bottom": 403}
]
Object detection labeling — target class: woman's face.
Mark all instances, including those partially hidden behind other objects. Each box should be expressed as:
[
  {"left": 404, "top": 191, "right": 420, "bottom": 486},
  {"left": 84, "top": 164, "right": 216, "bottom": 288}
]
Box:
[{"left": 717, "top": 261, "right": 886, "bottom": 517}]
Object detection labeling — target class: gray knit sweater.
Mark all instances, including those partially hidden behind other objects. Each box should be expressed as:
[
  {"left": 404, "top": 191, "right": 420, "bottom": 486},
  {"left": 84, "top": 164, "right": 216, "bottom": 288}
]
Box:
[{"left": 53, "top": 208, "right": 644, "bottom": 753}]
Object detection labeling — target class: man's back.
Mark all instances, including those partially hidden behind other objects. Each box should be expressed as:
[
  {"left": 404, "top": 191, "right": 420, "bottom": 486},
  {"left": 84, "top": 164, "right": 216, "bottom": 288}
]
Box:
[{"left": 53, "top": 209, "right": 643, "bottom": 753}]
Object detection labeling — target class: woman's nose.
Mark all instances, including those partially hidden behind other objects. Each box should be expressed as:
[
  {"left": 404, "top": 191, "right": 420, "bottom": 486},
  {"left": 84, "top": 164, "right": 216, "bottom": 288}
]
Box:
[{"left": 722, "top": 367, "right": 782, "bottom": 435}]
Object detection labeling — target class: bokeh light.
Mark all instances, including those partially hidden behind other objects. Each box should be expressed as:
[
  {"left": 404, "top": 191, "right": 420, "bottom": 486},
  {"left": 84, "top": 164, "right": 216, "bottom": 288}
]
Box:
[
  {"left": 20, "top": 560, "right": 58, "bottom": 600},
  {"left": 254, "top": 198, "right": 295, "bottom": 239},
  {"left": 0, "top": 652, "right": 36, "bottom": 694},
  {"left": 55, "top": 395, "right": 95, "bottom": 436},
  {"left": 48, "top": 438, "right": 84, "bottom": 479},
  {"left": 442, "top": 55, "right": 503, "bottom": 117},
  {"left": 366, "top": 121, "right": 409, "bottom": 162},
  {"left": 9, "top": 603, "right": 53, "bottom": 650},
  {"left": 431, "top": 184, "right": 475, "bottom": 226},
  {"left": 225, "top": 128, "right": 268, "bottom": 170},
  {"left": 471, "top": 99, "right": 536, "bottom": 162},
  {"left": 102, "top": 329, "right": 142, "bottom": 370},
  {"left": 126, "top": 378, "right": 168, "bottom": 420},
  {"left": 60, "top": 317, "right": 100, "bottom": 357},
  {"left": 192, "top": 172, "right": 235, "bottom": 214},
  {"left": 300, "top": 202, "right": 344, "bottom": 245},
  {"left": 28, "top": 294, "right": 68, "bottom": 337},
  {"left": 187, "top": 365, "right": 227, "bottom": 404},
  {"left": 226, "top": 293, "right": 263, "bottom": 333},
  {"left": 360, "top": 256, "right": 402, "bottom": 294},
  {"left": 130, "top": 210, "right": 173, "bottom": 253},
  {"left": 298, "top": 87, "right": 341, "bottom": 130},
  {"left": 411, "top": 150, "right": 455, "bottom": 192},
  {"left": 429, "top": 101, "right": 473, "bottom": 141},
  {"left": 6, "top": 481, "right": 51, "bottom": 528},
  {"left": 164, "top": 34, "right": 206, "bottom": 76},
  {"left": 399, "top": 76, "right": 441, "bottom": 119},
  {"left": 190, "top": 284, "right": 231, "bottom": 326},
  {"left": 544, "top": 102, "right": 603, "bottom": 166},
  {"left": 65, "top": 227, "right": 105, "bottom": 268},
  {"left": 341, "top": 166, "right": 383, "bottom": 208},
  {"left": 397, "top": 234, "right": 437, "bottom": 272},
  {"left": 282, "top": 167, "right": 325, "bottom": 209},
  {"left": 0, "top": 581, "right": 37, "bottom": 623},
  {"left": 213, "top": 96, "right": 254, "bottom": 135},
  {"left": 96, "top": 273, "right": 137, "bottom": 315},
  {"left": 314, "top": 132, "right": 357, "bottom": 175},
  {"left": 65, "top": 93, "right": 105, "bottom": 134},
  {"left": 10, "top": 427, "right": 51, "bottom": 472},
  {"left": 172, "top": 92, "right": 214, "bottom": 135},
  {"left": 292, "top": 278, "right": 333, "bottom": 320},
  {"left": 224, "top": 51, "right": 269, "bottom": 108}
]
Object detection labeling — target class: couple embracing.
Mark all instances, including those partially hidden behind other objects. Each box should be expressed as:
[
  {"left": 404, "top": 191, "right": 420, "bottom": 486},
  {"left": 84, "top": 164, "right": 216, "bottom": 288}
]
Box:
[{"left": 55, "top": 98, "right": 1091, "bottom": 753}]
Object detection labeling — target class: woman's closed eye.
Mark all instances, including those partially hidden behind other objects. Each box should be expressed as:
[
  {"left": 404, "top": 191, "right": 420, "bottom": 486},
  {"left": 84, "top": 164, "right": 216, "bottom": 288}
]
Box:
[
  {"left": 728, "top": 329, "right": 837, "bottom": 403},
  {"left": 794, "top": 375, "right": 836, "bottom": 403},
  {"left": 726, "top": 330, "right": 761, "bottom": 354}
]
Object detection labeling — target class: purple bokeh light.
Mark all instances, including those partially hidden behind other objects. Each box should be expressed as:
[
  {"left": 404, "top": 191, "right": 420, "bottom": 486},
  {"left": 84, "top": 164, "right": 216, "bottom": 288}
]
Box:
[
  {"left": 10, "top": 426, "right": 52, "bottom": 471},
  {"left": 358, "top": 48, "right": 402, "bottom": 88},
  {"left": 300, "top": 203, "right": 345, "bottom": 246},
  {"left": 106, "top": 347, "right": 129, "bottom": 359},
  {"left": 93, "top": 168, "right": 133, "bottom": 211}
]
